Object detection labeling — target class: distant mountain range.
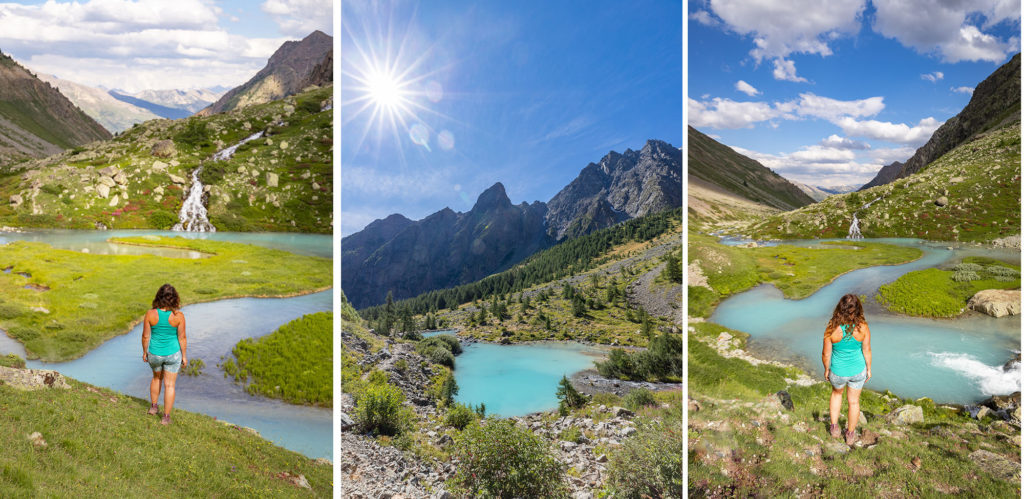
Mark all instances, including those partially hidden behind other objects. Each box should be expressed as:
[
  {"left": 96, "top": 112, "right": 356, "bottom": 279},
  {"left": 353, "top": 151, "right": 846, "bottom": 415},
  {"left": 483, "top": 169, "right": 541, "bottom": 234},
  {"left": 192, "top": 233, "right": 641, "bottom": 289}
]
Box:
[
  {"left": 342, "top": 139, "right": 682, "bottom": 309},
  {"left": 791, "top": 181, "right": 860, "bottom": 201},
  {"left": 199, "top": 30, "right": 332, "bottom": 116},
  {"left": 687, "top": 125, "right": 814, "bottom": 211},
  {"left": 36, "top": 74, "right": 162, "bottom": 133},
  {"left": 0, "top": 51, "right": 110, "bottom": 164},
  {"left": 107, "top": 87, "right": 223, "bottom": 120},
  {"left": 860, "top": 52, "right": 1020, "bottom": 190}
]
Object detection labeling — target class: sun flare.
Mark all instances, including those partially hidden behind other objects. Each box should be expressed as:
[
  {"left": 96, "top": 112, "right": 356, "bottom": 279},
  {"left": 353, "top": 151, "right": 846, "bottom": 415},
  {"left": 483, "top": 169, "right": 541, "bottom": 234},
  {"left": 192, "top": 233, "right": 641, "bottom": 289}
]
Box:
[{"left": 365, "top": 68, "right": 405, "bottom": 111}]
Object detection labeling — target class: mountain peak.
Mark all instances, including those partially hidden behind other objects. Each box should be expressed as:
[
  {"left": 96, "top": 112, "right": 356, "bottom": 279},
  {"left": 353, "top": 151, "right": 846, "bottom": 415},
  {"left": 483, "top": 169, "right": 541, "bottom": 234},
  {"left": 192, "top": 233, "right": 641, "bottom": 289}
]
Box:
[{"left": 472, "top": 182, "right": 512, "bottom": 211}]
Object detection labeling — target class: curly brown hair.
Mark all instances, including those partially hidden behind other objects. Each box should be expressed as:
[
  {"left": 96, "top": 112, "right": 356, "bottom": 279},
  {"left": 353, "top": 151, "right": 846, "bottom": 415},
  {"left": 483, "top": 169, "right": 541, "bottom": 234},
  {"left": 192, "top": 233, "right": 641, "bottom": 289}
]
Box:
[
  {"left": 824, "top": 293, "right": 865, "bottom": 339},
  {"left": 152, "top": 283, "right": 180, "bottom": 310}
]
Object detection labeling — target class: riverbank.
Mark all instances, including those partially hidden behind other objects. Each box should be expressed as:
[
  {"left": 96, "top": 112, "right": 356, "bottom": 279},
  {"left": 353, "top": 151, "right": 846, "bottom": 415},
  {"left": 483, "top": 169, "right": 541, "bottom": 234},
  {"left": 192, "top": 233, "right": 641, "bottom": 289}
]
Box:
[
  {"left": 0, "top": 365, "right": 331, "bottom": 496},
  {"left": 0, "top": 236, "right": 330, "bottom": 361},
  {"left": 876, "top": 256, "right": 1020, "bottom": 318}
]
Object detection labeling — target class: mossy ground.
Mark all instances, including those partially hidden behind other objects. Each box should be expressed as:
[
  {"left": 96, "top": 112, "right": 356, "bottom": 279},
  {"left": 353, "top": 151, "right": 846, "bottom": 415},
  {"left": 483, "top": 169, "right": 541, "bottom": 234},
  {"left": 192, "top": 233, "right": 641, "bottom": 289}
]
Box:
[
  {"left": 877, "top": 256, "right": 1021, "bottom": 318},
  {"left": 222, "top": 312, "right": 332, "bottom": 407},
  {"left": 0, "top": 377, "right": 330, "bottom": 497},
  {"left": 744, "top": 123, "right": 1021, "bottom": 243},
  {"left": 1, "top": 86, "right": 332, "bottom": 233},
  {"left": 0, "top": 236, "right": 330, "bottom": 361}
]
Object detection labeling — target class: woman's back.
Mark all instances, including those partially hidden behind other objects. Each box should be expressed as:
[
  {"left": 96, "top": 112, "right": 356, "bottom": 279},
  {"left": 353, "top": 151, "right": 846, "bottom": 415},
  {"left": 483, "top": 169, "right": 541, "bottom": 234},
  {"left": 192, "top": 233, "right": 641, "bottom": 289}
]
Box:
[
  {"left": 149, "top": 309, "right": 180, "bottom": 356},
  {"left": 830, "top": 323, "right": 866, "bottom": 376}
]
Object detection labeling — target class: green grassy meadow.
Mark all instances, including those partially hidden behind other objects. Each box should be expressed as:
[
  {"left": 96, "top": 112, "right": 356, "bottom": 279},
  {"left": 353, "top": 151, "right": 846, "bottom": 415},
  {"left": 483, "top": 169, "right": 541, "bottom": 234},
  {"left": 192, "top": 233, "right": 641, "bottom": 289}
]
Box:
[
  {"left": 222, "top": 312, "right": 332, "bottom": 407},
  {"left": 0, "top": 378, "right": 330, "bottom": 497},
  {"left": 0, "top": 236, "right": 330, "bottom": 361},
  {"left": 877, "top": 256, "right": 1021, "bottom": 317}
]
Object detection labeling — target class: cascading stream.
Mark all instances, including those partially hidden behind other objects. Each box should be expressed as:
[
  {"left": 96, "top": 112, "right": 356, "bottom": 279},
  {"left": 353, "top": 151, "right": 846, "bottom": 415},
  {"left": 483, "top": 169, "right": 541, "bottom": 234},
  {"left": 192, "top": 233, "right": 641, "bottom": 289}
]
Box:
[
  {"left": 847, "top": 196, "right": 882, "bottom": 239},
  {"left": 173, "top": 131, "right": 267, "bottom": 232},
  {"left": 172, "top": 166, "right": 215, "bottom": 232}
]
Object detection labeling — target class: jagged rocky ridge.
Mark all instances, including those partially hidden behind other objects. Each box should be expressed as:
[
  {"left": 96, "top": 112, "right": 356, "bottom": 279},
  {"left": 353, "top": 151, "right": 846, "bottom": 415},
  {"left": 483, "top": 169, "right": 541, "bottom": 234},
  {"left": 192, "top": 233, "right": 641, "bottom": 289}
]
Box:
[
  {"left": 342, "top": 140, "right": 681, "bottom": 308},
  {"left": 199, "top": 30, "right": 332, "bottom": 116},
  {"left": 861, "top": 53, "right": 1020, "bottom": 190}
]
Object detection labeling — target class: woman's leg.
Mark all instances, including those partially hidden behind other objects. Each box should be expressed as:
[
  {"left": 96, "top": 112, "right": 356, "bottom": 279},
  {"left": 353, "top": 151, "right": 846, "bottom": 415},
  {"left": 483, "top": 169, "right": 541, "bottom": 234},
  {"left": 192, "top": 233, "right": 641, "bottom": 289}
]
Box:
[
  {"left": 846, "top": 387, "right": 862, "bottom": 434},
  {"left": 163, "top": 371, "right": 178, "bottom": 415},
  {"left": 150, "top": 369, "right": 163, "bottom": 405},
  {"left": 829, "top": 386, "right": 843, "bottom": 427}
]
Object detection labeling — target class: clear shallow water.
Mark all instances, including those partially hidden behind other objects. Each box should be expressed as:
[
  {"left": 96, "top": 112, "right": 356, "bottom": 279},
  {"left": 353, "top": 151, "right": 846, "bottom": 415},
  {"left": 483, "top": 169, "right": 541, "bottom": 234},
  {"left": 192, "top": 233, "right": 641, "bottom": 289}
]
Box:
[
  {"left": 422, "top": 329, "right": 457, "bottom": 338},
  {"left": 0, "top": 230, "right": 332, "bottom": 458},
  {"left": 711, "top": 238, "right": 1021, "bottom": 404},
  {"left": 453, "top": 342, "right": 605, "bottom": 416}
]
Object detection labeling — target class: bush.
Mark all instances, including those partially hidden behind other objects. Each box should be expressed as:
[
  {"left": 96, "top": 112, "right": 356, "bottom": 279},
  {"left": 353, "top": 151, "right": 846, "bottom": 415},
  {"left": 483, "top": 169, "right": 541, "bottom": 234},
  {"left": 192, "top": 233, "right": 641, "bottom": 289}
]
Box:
[
  {"left": 297, "top": 98, "right": 321, "bottom": 114},
  {"left": 434, "top": 334, "right": 463, "bottom": 354},
  {"left": 623, "top": 388, "right": 657, "bottom": 411},
  {"left": 560, "top": 426, "right": 584, "bottom": 443},
  {"left": 430, "top": 369, "right": 458, "bottom": 407},
  {"left": 147, "top": 210, "right": 178, "bottom": 229},
  {"left": 952, "top": 270, "right": 980, "bottom": 282},
  {"left": 426, "top": 348, "right": 455, "bottom": 369},
  {"left": 175, "top": 119, "right": 210, "bottom": 147},
  {"left": 605, "top": 418, "right": 683, "bottom": 498},
  {"left": 953, "top": 263, "right": 983, "bottom": 272},
  {"left": 354, "top": 383, "right": 412, "bottom": 436},
  {"left": 0, "top": 353, "right": 25, "bottom": 368},
  {"left": 596, "top": 330, "right": 682, "bottom": 382},
  {"left": 444, "top": 402, "right": 476, "bottom": 430},
  {"left": 556, "top": 375, "right": 586, "bottom": 414},
  {"left": 447, "top": 419, "right": 568, "bottom": 498},
  {"left": 393, "top": 359, "right": 407, "bottom": 373}
]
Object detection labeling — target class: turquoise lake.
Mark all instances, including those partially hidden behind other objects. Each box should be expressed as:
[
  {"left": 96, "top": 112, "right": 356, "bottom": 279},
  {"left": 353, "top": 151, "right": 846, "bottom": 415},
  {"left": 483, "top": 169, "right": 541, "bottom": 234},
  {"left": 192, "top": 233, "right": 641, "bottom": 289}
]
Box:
[
  {"left": 0, "top": 230, "right": 332, "bottom": 458},
  {"left": 452, "top": 341, "right": 606, "bottom": 416},
  {"left": 711, "top": 238, "right": 1020, "bottom": 404}
]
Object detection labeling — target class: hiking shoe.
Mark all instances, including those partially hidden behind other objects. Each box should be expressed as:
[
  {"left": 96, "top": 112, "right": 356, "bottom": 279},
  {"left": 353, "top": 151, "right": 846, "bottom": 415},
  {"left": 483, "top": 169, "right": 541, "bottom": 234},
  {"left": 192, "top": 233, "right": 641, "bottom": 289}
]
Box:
[
  {"left": 161, "top": 414, "right": 171, "bottom": 425},
  {"left": 830, "top": 423, "right": 841, "bottom": 439},
  {"left": 148, "top": 403, "right": 159, "bottom": 415},
  {"left": 845, "top": 429, "right": 857, "bottom": 446}
]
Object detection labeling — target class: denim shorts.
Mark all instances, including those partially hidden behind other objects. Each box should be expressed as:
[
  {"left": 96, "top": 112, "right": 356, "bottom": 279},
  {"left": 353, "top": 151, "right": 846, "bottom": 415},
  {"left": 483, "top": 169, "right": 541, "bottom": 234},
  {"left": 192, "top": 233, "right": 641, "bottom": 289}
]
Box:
[
  {"left": 829, "top": 368, "right": 867, "bottom": 390},
  {"left": 148, "top": 350, "right": 182, "bottom": 374}
]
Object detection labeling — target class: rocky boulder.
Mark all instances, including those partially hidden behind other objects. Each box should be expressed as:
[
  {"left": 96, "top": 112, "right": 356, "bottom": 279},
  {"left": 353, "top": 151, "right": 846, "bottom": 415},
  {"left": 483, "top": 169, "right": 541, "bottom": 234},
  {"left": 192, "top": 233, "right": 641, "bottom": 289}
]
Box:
[
  {"left": 150, "top": 139, "right": 176, "bottom": 157},
  {"left": 9, "top": 194, "right": 22, "bottom": 207},
  {"left": 967, "top": 289, "right": 1021, "bottom": 318},
  {"left": 168, "top": 174, "right": 186, "bottom": 185},
  {"left": 968, "top": 449, "right": 1020, "bottom": 482},
  {"left": 982, "top": 392, "right": 1020, "bottom": 412},
  {"left": 886, "top": 405, "right": 924, "bottom": 425},
  {"left": 0, "top": 366, "right": 71, "bottom": 390}
]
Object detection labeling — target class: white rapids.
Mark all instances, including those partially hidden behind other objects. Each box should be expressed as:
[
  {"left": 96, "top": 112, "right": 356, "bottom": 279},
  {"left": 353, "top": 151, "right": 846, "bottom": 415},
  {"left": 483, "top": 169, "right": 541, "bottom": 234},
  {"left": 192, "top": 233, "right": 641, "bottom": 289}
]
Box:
[
  {"left": 847, "top": 196, "right": 882, "bottom": 240},
  {"left": 172, "top": 167, "right": 215, "bottom": 232}
]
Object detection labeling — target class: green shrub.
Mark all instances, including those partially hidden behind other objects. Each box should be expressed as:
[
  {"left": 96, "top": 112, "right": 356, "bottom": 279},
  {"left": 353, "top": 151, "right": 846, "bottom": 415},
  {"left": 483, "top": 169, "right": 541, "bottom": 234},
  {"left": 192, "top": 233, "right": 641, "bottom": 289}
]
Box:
[
  {"left": 393, "top": 359, "right": 407, "bottom": 373},
  {"left": 596, "top": 330, "right": 682, "bottom": 382},
  {"left": 175, "top": 119, "right": 210, "bottom": 147},
  {"left": 426, "top": 348, "right": 455, "bottom": 368},
  {"left": 623, "top": 388, "right": 657, "bottom": 411},
  {"left": 146, "top": 210, "right": 179, "bottom": 229},
  {"left": 447, "top": 418, "right": 568, "bottom": 498},
  {"left": 591, "top": 392, "right": 622, "bottom": 407},
  {"left": 953, "top": 263, "right": 983, "bottom": 272},
  {"left": 605, "top": 418, "right": 682, "bottom": 498},
  {"left": 444, "top": 403, "right": 476, "bottom": 430},
  {"left": 430, "top": 369, "right": 458, "bottom": 407},
  {"left": 354, "top": 383, "right": 412, "bottom": 436},
  {"left": 297, "top": 98, "right": 321, "bottom": 114},
  {"left": 0, "top": 353, "right": 26, "bottom": 368},
  {"left": 952, "top": 270, "right": 980, "bottom": 282},
  {"left": 560, "top": 426, "right": 584, "bottom": 443},
  {"left": 182, "top": 357, "right": 204, "bottom": 376},
  {"left": 556, "top": 375, "right": 587, "bottom": 414}
]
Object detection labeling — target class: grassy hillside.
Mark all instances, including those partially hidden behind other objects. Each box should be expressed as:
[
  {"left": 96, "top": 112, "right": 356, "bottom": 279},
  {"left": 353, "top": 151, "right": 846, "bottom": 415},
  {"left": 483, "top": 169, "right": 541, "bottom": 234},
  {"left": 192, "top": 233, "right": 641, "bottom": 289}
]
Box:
[
  {"left": 747, "top": 123, "right": 1021, "bottom": 242},
  {"left": 689, "top": 321, "right": 1020, "bottom": 497},
  {"left": 0, "top": 371, "right": 330, "bottom": 496},
  {"left": 1, "top": 86, "right": 332, "bottom": 233},
  {"left": 0, "top": 236, "right": 330, "bottom": 361},
  {"left": 688, "top": 126, "right": 815, "bottom": 211},
  {"left": 876, "top": 256, "right": 1020, "bottom": 318},
  {"left": 222, "top": 312, "right": 332, "bottom": 407}
]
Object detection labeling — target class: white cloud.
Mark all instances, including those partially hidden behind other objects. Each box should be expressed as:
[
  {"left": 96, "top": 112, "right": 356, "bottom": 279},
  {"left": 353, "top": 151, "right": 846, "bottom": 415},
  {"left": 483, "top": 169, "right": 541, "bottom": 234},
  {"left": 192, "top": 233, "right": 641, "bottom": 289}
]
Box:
[
  {"left": 791, "top": 93, "right": 884, "bottom": 121},
  {"left": 708, "top": 0, "right": 865, "bottom": 61},
  {"left": 689, "top": 92, "right": 884, "bottom": 129},
  {"left": 921, "top": 71, "right": 944, "bottom": 82},
  {"left": 872, "top": 0, "right": 1019, "bottom": 63},
  {"left": 689, "top": 10, "right": 719, "bottom": 27},
  {"left": 834, "top": 116, "right": 943, "bottom": 146},
  {"left": 261, "top": 0, "right": 332, "bottom": 37},
  {"left": 772, "top": 58, "right": 808, "bottom": 82},
  {"left": 819, "top": 134, "right": 870, "bottom": 150},
  {"left": 730, "top": 144, "right": 882, "bottom": 185},
  {"left": 0, "top": 1, "right": 300, "bottom": 92},
  {"left": 735, "top": 80, "right": 760, "bottom": 96},
  {"left": 951, "top": 86, "right": 975, "bottom": 94},
  {"left": 865, "top": 146, "right": 916, "bottom": 163}
]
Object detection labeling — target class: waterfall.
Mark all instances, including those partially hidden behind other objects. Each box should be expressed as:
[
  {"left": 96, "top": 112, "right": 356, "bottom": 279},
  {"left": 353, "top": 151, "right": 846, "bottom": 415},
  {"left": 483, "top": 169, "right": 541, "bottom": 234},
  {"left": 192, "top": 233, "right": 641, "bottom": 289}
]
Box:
[
  {"left": 847, "top": 196, "right": 882, "bottom": 240},
  {"left": 212, "top": 131, "right": 265, "bottom": 161},
  {"left": 172, "top": 166, "right": 215, "bottom": 232}
]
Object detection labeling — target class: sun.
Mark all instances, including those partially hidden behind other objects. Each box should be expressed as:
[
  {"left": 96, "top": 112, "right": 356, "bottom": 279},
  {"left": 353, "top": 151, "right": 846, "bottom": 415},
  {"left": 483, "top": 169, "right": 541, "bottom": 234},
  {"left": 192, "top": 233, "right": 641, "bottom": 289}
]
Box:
[{"left": 366, "top": 68, "right": 404, "bottom": 110}]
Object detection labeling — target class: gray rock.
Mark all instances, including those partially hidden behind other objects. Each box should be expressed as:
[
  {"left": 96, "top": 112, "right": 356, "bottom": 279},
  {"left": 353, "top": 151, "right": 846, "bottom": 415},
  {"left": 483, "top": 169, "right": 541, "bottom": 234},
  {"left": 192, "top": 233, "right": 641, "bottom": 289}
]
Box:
[
  {"left": 98, "top": 166, "right": 119, "bottom": 177},
  {"left": 968, "top": 289, "right": 1021, "bottom": 317},
  {"left": 152, "top": 160, "right": 168, "bottom": 171},
  {"left": 935, "top": 196, "right": 948, "bottom": 207},
  {"left": 266, "top": 172, "right": 279, "bottom": 187},
  {"left": 9, "top": 194, "right": 22, "bottom": 207},
  {"left": 976, "top": 406, "right": 992, "bottom": 420},
  {"left": 113, "top": 172, "right": 128, "bottom": 185},
  {"left": 0, "top": 366, "right": 71, "bottom": 390},
  {"left": 97, "top": 176, "right": 116, "bottom": 188},
  {"left": 887, "top": 405, "right": 924, "bottom": 425},
  {"left": 151, "top": 140, "right": 176, "bottom": 158},
  {"left": 824, "top": 441, "right": 849, "bottom": 455},
  {"left": 340, "top": 412, "right": 356, "bottom": 431},
  {"left": 776, "top": 390, "right": 794, "bottom": 411},
  {"left": 612, "top": 406, "right": 635, "bottom": 418},
  {"left": 968, "top": 449, "right": 1020, "bottom": 482},
  {"left": 168, "top": 174, "right": 186, "bottom": 184}
]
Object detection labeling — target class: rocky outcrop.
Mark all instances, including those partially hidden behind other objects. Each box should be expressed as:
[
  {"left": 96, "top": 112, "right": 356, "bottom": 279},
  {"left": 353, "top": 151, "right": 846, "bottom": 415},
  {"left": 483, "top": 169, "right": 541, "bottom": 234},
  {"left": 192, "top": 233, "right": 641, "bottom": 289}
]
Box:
[
  {"left": 859, "top": 161, "right": 903, "bottom": 191},
  {"left": 0, "top": 365, "right": 71, "bottom": 390},
  {"left": 885, "top": 404, "right": 924, "bottom": 425},
  {"left": 198, "top": 31, "right": 332, "bottom": 116},
  {"left": 968, "top": 449, "right": 1021, "bottom": 482},
  {"left": 546, "top": 139, "right": 682, "bottom": 240},
  {"left": 967, "top": 289, "right": 1021, "bottom": 317}
]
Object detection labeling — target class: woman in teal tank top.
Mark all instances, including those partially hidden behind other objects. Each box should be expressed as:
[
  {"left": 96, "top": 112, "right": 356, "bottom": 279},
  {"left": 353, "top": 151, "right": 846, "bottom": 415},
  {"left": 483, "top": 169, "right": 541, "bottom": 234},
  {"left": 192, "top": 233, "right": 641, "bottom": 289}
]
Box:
[
  {"left": 821, "top": 294, "right": 872, "bottom": 446},
  {"left": 141, "top": 284, "right": 188, "bottom": 425}
]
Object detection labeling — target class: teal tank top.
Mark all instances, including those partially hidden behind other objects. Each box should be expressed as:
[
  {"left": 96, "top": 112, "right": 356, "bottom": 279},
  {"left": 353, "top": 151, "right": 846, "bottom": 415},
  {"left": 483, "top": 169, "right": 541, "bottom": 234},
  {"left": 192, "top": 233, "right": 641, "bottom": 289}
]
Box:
[
  {"left": 148, "top": 309, "right": 180, "bottom": 356},
  {"left": 830, "top": 323, "right": 866, "bottom": 376}
]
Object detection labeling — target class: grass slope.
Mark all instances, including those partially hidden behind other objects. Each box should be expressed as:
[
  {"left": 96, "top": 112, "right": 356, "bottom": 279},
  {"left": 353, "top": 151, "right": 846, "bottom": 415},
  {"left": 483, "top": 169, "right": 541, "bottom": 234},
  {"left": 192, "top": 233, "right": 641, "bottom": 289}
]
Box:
[
  {"left": 222, "top": 312, "right": 332, "bottom": 407},
  {"left": 1, "top": 86, "right": 332, "bottom": 233},
  {"left": 876, "top": 256, "right": 1020, "bottom": 317},
  {"left": 688, "top": 321, "right": 1020, "bottom": 497},
  {"left": 747, "top": 123, "right": 1021, "bottom": 243},
  {"left": 0, "top": 236, "right": 330, "bottom": 361},
  {"left": 0, "top": 376, "right": 330, "bottom": 496}
]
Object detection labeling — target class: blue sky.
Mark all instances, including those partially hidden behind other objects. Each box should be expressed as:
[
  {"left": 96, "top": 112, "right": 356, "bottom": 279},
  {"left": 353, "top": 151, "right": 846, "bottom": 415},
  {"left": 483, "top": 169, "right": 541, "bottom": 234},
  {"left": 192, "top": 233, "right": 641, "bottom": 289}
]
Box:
[
  {"left": 0, "top": 0, "right": 331, "bottom": 92},
  {"left": 340, "top": 0, "right": 682, "bottom": 236},
  {"left": 688, "top": 0, "right": 1020, "bottom": 188}
]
